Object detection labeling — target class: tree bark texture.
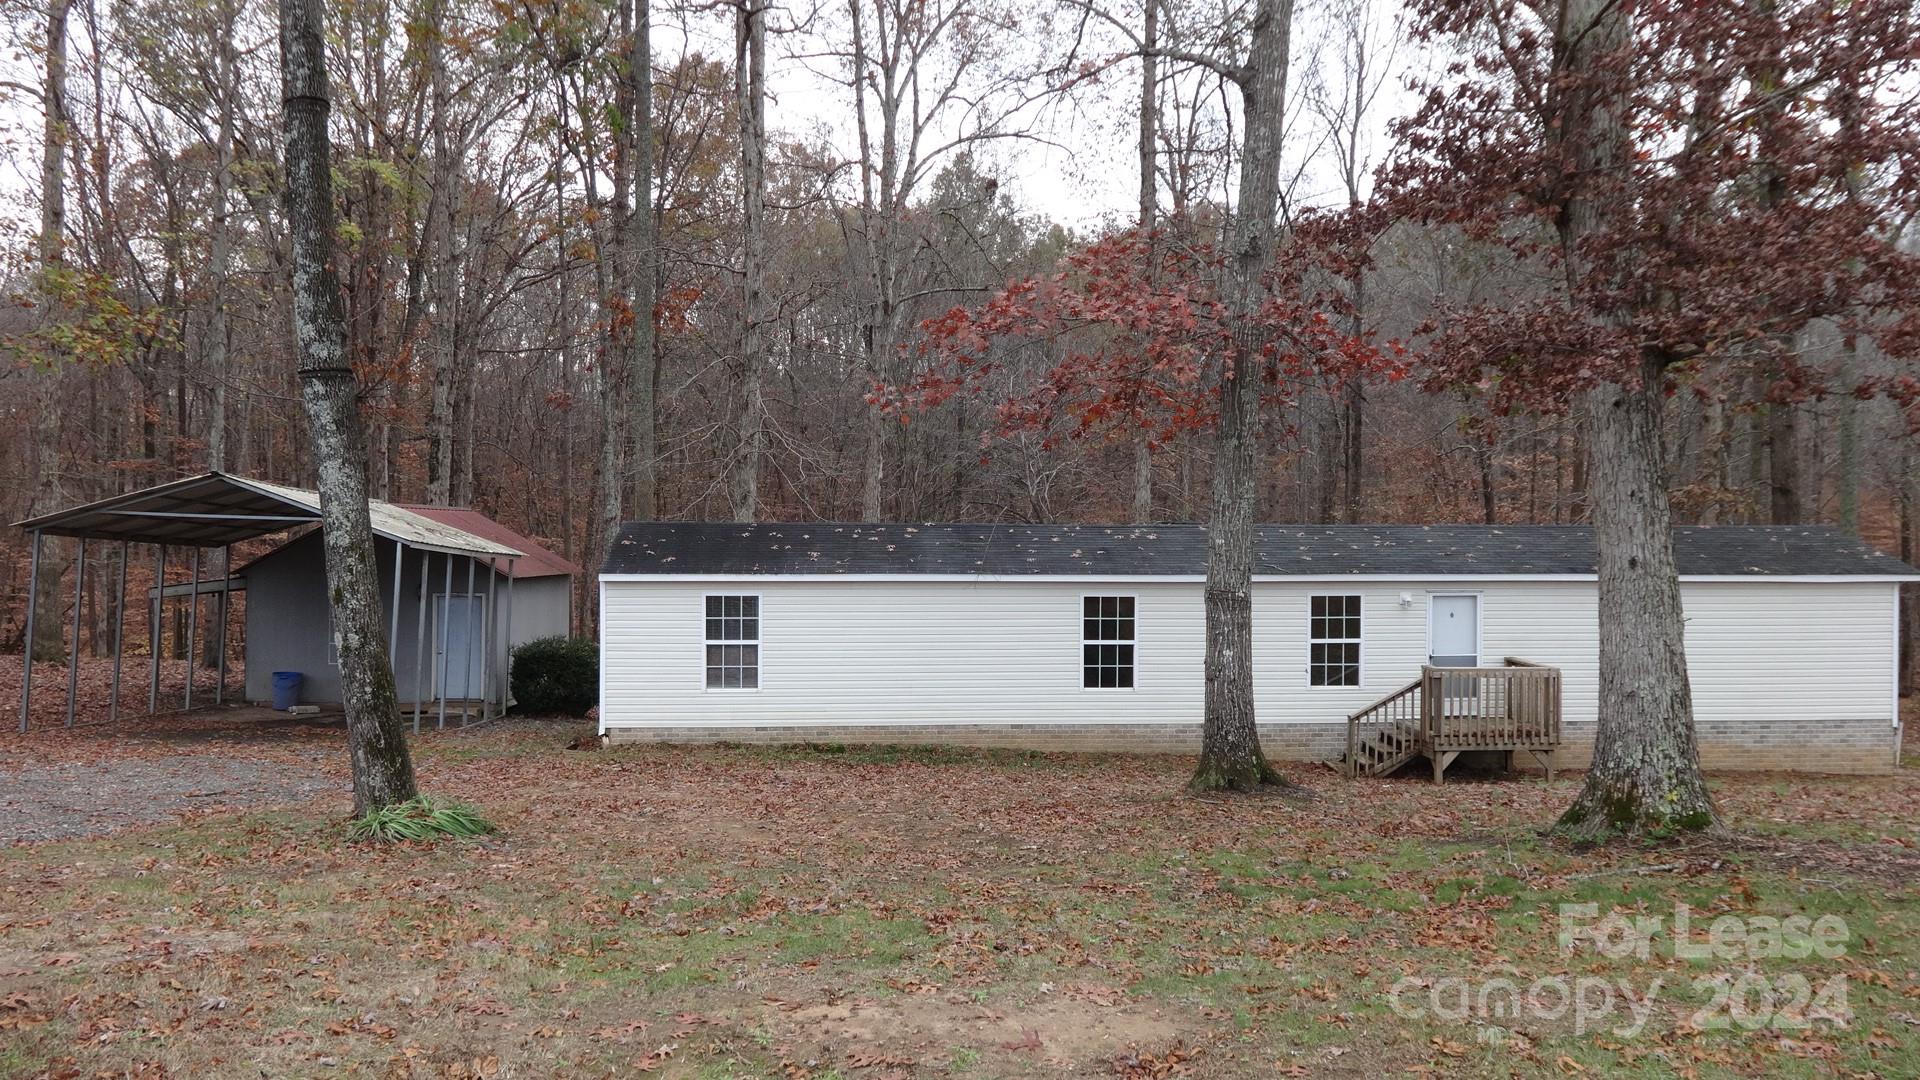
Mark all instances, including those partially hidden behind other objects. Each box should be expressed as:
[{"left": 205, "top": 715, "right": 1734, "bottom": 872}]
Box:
[
  {"left": 1558, "top": 358, "right": 1719, "bottom": 839},
  {"left": 1767, "top": 400, "right": 1800, "bottom": 524},
  {"left": 423, "top": 0, "right": 457, "bottom": 507},
  {"left": 279, "top": 0, "right": 420, "bottom": 816},
  {"left": 29, "top": 0, "right": 73, "bottom": 664},
  {"left": 1901, "top": 440, "right": 1916, "bottom": 700},
  {"left": 729, "top": 0, "right": 766, "bottom": 523},
  {"left": 1130, "top": 0, "right": 1157, "bottom": 526},
  {"left": 205, "top": 0, "right": 239, "bottom": 472},
  {"left": 626, "top": 0, "right": 659, "bottom": 521},
  {"left": 1192, "top": 0, "right": 1295, "bottom": 793},
  {"left": 1550, "top": 0, "right": 1717, "bottom": 840}
]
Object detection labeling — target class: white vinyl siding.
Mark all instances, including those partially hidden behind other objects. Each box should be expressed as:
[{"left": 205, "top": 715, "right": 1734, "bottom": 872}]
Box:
[{"left": 599, "top": 577, "right": 1899, "bottom": 733}]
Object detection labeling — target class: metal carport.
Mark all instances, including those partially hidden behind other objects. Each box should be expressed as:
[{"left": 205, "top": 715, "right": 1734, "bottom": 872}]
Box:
[{"left": 11, "top": 472, "right": 524, "bottom": 732}]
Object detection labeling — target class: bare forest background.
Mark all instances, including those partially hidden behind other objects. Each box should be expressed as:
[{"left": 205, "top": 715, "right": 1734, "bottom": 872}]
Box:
[{"left": 1, "top": 0, "right": 1915, "bottom": 694}]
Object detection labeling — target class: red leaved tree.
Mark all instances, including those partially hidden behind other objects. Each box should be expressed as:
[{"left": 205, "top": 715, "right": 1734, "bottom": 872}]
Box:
[
  {"left": 1380, "top": 0, "right": 1920, "bottom": 839},
  {"left": 889, "top": 217, "right": 1402, "bottom": 792}
]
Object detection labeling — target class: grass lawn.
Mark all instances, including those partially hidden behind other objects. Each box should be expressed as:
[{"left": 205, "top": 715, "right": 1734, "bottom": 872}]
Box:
[{"left": 2, "top": 722, "right": 1917, "bottom": 1079}]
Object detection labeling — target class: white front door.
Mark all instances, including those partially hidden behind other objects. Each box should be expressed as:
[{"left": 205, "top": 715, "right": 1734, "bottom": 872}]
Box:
[
  {"left": 1429, "top": 594, "right": 1480, "bottom": 668},
  {"left": 435, "top": 594, "right": 487, "bottom": 699}
]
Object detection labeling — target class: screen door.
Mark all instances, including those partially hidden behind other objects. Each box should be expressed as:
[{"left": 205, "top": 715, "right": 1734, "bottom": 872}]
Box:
[{"left": 435, "top": 594, "right": 487, "bottom": 699}]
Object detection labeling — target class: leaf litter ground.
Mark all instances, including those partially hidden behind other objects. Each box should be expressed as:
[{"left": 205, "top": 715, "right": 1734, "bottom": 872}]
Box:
[{"left": 1, "top": 699, "right": 1917, "bottom": 1078}]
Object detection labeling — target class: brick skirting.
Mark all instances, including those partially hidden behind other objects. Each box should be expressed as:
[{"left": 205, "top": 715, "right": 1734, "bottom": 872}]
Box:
[{"left": 604, "top": 716, "right": 1899, "bottom": 774}]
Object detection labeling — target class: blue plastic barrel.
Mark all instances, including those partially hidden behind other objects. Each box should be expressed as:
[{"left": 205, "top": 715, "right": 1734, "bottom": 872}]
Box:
[{"left": 271, "top": 671, "right": 303, "bottom": 710}]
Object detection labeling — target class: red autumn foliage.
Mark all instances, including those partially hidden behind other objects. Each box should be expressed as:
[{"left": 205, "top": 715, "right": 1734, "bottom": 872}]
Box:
[
  {"left": 1379, "top": 0, "right": 1920, "bottom": 419},
  {"left": 884, "top": 220, "right": 1407, "bottom": 452}
]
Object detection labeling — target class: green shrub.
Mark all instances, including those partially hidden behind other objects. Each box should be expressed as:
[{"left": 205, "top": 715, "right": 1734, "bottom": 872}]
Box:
[
  {"left": 348, "top": 796, "right": 496, "bottom": 842},
  {"left": 511, "top": 635, "right": 598, "bottom": 716}
]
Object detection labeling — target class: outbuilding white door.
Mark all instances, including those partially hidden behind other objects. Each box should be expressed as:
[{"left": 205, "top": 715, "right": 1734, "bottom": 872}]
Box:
[
  {"left": 435, "top": 594, "right": 487, "bottom": 699},
  {"left": 1428, "top": 594, "right": 1480, "bottom": 668}
]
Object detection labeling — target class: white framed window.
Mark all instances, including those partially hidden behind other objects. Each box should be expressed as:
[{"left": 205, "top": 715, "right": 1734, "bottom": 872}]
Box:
[
  {"left": 1082, "top": 595, "right": 1136, "bottom": 689},
  {"left": 1309, "top": 594, "right": 1362, "bottom": 688},
  {"left": 704, "top": 594, "right": 760, "bottom": 689}
]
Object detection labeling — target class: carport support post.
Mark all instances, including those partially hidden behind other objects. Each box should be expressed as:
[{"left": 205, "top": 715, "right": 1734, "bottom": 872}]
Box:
[
  {"left": 18, "top": 530, "right": 42, "bottom": 733},
  {"left": 388, "top": 541, "right": 404, "bottom": 671},
  {"left": 461, "top": 555, "right": 477, "bottom": 725},
  {"left": 216, "top": 545, "right": 230, "bottom": 704},
  {"left": 65, "top": 540, "right": 86, "bottom": 728},
  {"left": 503, "top": 560, "right": 514, "bottom": 710},
  {"left": 481, "top": 558, "right": 498, "bottom": 720},
  {"left": 413, "top": 550, "right": 429, "bottom": 733},
  {"left": 149, "top": 545, "right": 165, "bottom": 714},
  {"left": 438, "top": 554, "right": 453, "bottom": 729},
  {"left": 111, "top": 540, "right": 127, "bottom": 723},
  {"left": 185, "top": 547, "right": 201, "bottom": 711}
]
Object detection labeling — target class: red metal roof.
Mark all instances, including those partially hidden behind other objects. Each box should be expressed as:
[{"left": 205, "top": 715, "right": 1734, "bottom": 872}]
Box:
[{"left": 398, "top": 506, "right": 583, "bottom": 580}]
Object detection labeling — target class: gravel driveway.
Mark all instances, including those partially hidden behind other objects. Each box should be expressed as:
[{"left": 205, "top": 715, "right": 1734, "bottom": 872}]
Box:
[{"left": 0, "top": 709, "right": 348, "bottom": 844}]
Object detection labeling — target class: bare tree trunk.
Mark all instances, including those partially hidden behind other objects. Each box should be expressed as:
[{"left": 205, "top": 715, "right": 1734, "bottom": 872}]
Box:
[
  {"left": 1695, "top": 394, "right": 1728, "bottom": 525},
  {"left": 1552, "top": 0, "right": 1717, "bottom": 840},
  {"left": 1129, "top": 0, "right": 1157, "bottom": 525},
  {"left": 595, "top": 0, "right": 637, "bottom": 582},
  {"left": 1834, "top": 338, "right": 1859, "bottom": 534},
  {"left": 28, "top": 0, "right": 73, "bottom": 664},
  {"left": 278, "top": 0, "right": 418, "bottom": 816},
  {"left": 1767, "top": 400, "right": 1800, "bottom": 524},
  {"left": 1192, "top": 0, "right": 1295, "bottom": 793},
  {"left": 850, "top": 0, "right": 887, "bottom": 522},
  {"left": 423, "top": 0, "right": 455, "bottom": 507},
  {"left": 1901, "top": 438, "right": 1916, "bottom": 699},
  {"left": 1476, "top": 441, "right": 1496, "bottom": 523},
  {"left": 729, "top": 0, "right": 766, "bottom": 522},
  {"left": 204, "top": 0, "right": 239, "bottom": 472},
  {"left": 626, "top": 0, "right": 659, "bottom": 521},
  {"left": 1341, "top": 271, "right": 1366, "bottom": 522},
  {"left": 455, "top": 364, "right": 476, "bottom": 506},
  {"left": 40, "top": 0, "right": 66, "bottom": 282}
]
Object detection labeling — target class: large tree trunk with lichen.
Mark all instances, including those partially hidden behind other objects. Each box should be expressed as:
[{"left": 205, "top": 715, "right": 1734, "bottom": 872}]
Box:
[
  {"left": 1550, "top": 0, "right": 1716, "bottom": 840},
  {"left": 279, "top": 0, "right": 419, "bottom": 816},
  {"left": 1557, "top": 357, "right": 1718, "bottom": 839},
  {"left": 1191, "top": 0, "right": 1295, "bottom": 793}
]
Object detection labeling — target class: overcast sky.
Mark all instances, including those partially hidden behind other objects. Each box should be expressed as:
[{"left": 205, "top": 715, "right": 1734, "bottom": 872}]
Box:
[{"left": 0, "top": 0, "right": 1425, "bottom": 246}]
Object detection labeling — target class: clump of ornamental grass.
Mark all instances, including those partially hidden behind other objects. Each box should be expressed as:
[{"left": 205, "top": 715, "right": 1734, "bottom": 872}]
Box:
[{"left": 348, "top": 796, "right": 497, "bottom": 843}]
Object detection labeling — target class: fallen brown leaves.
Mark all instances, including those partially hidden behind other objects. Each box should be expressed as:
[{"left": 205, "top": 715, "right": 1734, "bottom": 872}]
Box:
[{"left": 0, "top": 713, "right": 1916, "bottom": 1078}]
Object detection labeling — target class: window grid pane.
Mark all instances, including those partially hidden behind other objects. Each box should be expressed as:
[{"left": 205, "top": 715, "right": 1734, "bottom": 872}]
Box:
[
  {"left": 704, "top": 596, "right": 760, "bottom": 689},
  {"left": 1309, "top": 595, "right": 1362, "bottom": 688},
  {"left": 1082, "top": 596, "right": 1137, "bottom": 688}
]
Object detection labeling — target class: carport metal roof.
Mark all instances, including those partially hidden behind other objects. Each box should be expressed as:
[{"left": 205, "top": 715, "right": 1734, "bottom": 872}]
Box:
[{"left": 11, "top": 472, "right": 524, "bottom": 558}]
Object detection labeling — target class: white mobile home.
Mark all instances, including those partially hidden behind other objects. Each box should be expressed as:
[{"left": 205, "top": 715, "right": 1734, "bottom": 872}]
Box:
[{"left": 597, "top": 523, "right": 1914, "bottom": 775}]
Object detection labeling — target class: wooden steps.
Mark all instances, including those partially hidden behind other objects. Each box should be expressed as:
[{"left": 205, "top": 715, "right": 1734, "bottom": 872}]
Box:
[{"left": 1339, "top": 659, "right": 1565, "bottom": 782}]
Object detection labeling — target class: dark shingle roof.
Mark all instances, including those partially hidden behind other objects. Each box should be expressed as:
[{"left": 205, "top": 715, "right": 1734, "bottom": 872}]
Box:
[{"left": 601, "top": 523, "right": 1917, "bottom": 579}]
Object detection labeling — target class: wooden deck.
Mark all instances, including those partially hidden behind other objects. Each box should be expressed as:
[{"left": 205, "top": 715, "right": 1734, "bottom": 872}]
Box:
[{"left": 1341, "top": 658, "right": 1563, "bottom": 782}]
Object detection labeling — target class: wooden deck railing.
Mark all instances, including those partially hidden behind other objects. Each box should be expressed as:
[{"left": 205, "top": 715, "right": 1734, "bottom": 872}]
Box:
[
  {"left": 1343, "top": 657, "right": 1563, "bottom": 782},
  {"left": 1421, "top": 658, "right": 1562, "bottom": 752}
]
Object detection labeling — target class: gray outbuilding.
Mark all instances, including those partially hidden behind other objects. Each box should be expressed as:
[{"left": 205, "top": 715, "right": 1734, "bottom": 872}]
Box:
[{"left": 12, "top": 472, "right": 579, "bottom": 730}]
